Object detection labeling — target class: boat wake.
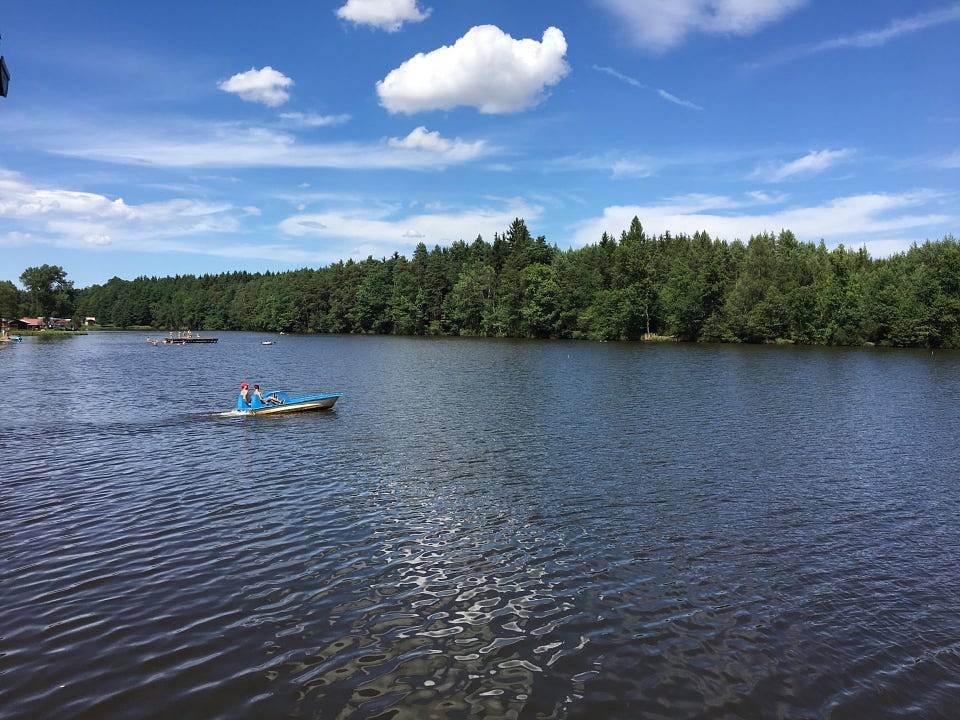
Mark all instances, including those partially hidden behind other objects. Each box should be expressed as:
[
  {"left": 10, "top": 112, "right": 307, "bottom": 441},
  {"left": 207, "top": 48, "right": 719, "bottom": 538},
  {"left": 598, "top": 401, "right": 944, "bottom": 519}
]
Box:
[{"left": 214, "top": 410, "right": 246, "bottom": 418}]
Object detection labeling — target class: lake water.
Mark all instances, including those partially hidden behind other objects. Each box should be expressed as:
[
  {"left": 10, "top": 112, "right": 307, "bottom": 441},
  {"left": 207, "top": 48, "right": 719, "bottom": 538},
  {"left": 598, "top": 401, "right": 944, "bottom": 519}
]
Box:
[{"left": 2, "top": 332, "right": 959, "bottom": 719}]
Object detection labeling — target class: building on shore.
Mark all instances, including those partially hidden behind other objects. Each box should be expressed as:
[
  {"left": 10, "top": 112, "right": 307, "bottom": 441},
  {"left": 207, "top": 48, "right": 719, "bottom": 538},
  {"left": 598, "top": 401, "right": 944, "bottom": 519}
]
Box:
[
  {"left": 12, "top": 317, "right": 43, "bottom": 330},
  {"left": 8, "top": 317, "right": 80, "bottom": 330}
]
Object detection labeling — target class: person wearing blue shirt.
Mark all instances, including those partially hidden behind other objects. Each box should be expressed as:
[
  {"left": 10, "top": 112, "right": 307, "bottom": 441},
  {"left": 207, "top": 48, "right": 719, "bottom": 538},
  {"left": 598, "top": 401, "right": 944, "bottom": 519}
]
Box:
[{"left": 253, "top": 384, "right": 283, "bottom": 405}]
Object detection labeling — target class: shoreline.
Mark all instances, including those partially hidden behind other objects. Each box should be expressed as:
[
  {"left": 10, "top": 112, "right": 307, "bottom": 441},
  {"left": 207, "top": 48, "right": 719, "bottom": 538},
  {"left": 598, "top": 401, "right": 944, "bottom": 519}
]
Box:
[
  {"left": 83, "top": 327, "right": 955, "bottom": 352},
  {"left": 8, "top": 329, "right": 88, "bottom": 336}
]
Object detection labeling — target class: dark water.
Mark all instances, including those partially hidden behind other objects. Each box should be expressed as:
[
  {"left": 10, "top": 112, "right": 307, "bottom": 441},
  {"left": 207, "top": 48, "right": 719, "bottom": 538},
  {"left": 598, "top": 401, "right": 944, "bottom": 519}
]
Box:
[{"left": 2, "top": 332, "right": 960, "bottom": 719}]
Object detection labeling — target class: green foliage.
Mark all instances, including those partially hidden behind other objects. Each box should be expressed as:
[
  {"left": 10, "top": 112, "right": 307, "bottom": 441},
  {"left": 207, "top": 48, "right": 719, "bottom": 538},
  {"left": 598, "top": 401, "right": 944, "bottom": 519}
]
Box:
[
  {"left": 29, "top": 222, "right": 960, "bottom": 349},
  {"left": 520, "top": 264, "right": 561, "bottom": 338},
  {"left": 445, "top": 261, "right": 495, "bottom": 336},
  {"left": 19, "top": 264, "right": 74, "bottom": 317},
  {"left": 0, "top": 280, "right": 20, "bottom": 318}
]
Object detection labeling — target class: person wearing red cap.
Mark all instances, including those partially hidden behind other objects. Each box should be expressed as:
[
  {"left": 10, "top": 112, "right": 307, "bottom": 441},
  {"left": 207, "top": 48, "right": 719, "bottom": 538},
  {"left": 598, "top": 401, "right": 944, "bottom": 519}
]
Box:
[{"left": 239, "top": 381, "right": 252, "bottom": 407}]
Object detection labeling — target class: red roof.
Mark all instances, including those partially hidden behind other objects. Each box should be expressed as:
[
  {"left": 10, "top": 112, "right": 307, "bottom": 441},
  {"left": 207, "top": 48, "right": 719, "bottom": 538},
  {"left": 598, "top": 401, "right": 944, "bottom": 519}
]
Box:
[{"left": 19, "top": 317, "right": 43, "bottom": 327}]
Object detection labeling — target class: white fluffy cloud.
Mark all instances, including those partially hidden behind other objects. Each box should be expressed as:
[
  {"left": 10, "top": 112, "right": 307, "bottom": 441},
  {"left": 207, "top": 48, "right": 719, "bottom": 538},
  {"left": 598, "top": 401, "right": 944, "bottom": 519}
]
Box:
[
  {"left": 387, "top": 126, "right": 486, "bottom": 161},
  {"left": 754, "top": 148, "right": 854, "bottom": 182},
  {"left": 218, "top": 67, "right": 293, "bottom": 107},
  {"left": 336, "top": 0, "right": 430, "bottom": 32},
  {"left": 280, "top": 198, "right": 543, "bottom": 255},
  {"left": 571, "top": 190, "right": 954, "bottom": 256},
  {"left": 598, "top": 0, "right": 807, "bottom": 51},
  {"left": 377, "top": 25, "right": 569, "bottom": 114}
]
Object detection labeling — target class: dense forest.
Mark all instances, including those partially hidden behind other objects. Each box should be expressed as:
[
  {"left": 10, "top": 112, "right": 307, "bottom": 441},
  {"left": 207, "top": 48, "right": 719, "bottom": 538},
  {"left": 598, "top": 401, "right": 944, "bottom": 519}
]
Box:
[{"left": 5, "top": 218, "right": 960, "bottom": 347}]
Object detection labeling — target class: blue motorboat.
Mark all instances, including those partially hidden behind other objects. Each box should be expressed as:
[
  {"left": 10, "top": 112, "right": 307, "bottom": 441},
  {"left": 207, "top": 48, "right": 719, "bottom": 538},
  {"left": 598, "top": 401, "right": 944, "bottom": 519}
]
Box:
[{"left": 235, "top": 391, "right": 342, "bottom": 416}]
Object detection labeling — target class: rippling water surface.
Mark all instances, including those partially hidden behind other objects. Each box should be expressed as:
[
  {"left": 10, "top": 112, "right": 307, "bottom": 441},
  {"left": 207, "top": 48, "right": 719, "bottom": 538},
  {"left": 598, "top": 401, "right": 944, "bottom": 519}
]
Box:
[{"left": 2, "top": 332, "right": 960, "bottom": 719}]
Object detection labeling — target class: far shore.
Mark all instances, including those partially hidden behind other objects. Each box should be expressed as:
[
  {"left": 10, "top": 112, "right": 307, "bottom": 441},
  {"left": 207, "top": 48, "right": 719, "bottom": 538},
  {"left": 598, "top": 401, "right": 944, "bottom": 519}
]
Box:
[{"left": 69, "top": 326, "right": 960, "bottom": 352}]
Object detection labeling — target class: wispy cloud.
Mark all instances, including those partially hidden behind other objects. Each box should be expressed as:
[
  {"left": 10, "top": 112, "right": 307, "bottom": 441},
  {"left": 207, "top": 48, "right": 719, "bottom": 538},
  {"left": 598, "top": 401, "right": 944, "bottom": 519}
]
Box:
[
  {"left": 280, "top": 197, "right": 543, "bottom": 253},
  {"left": 594, "top": 65, "right": 703, "bottom": 111},
  {"left": 274, "top": 189, "right": 370, "bottom": 210},
  {"left": 812, "top": 3, "right": 960, "bottom": 49},
  {"left": 746, "top": 190, "right": 790, "bottom": 205},
  {"left": 750, "top": 3, "right": 960, "bottom": 68},
  {"left": 597, "top": 0, "right": 807, "bottom": 52},
  {"left": 935, "top": 149, "right": 960, "bottom": 169},
  {"left": 753, "top": 148, "right": 855, "bottom": 182},
  {"left": 571, "top": 190, "right": 954, "bottom": 256},
  {"left": 278, "top": 112, "right": 351, "bottom": 128},
  {"left": 656, "top": 89, "right": 703, "bottom": 111},
  {"left": 0, "top": 167, "right": 243, "bottom": 251},
  {"left": 38, "top": 120, "right": 492, "bottom": 170},
  {"left": 550, "top": 145, "right": 778, "bottom": 180},
  {"left": 1, "top": 231, "right": 36, "bottom": 248},
  {"left": 594, "top": 65, "right": 645, "bottom": 88},
  {"left": 550, "top": 151, "right": 656, "bottom": 179},
  {"left": 0, "top": 167, "right": 551, "bottom": 265},
  {"left": 660, "top": 192, "right": 785, "bottom": 211}
]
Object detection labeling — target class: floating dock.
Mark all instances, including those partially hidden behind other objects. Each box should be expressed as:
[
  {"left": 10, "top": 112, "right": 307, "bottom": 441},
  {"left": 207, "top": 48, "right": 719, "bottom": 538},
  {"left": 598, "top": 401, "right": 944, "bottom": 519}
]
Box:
[{"left": 156, "top": 331, "right": 218, "bottom": 345}]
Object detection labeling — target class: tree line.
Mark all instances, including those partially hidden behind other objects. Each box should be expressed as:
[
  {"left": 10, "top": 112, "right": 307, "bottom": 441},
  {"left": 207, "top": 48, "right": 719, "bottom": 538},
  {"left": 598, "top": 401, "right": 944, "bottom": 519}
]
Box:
[
  {"left": 6, "top": 218, "right": 960, "bottom": 347},
  {"left": 1, "top": 265, "right": 77, "bottom": 322}
]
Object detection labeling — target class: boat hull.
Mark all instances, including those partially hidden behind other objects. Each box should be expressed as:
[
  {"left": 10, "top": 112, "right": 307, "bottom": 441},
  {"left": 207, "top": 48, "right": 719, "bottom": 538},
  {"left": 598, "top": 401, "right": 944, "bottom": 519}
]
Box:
[{"left": 237, "top": 392, "right": 342, "bottom": 416}]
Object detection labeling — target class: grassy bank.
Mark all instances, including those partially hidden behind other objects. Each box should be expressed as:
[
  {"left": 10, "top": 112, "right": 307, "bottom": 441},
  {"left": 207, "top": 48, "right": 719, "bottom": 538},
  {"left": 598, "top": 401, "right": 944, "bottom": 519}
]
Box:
[
  {"left": 8, "top": 329, "right": 88, "bottom": 336},
  {"left": 88, "top": 325, "right": 153, "bottom": 331}
]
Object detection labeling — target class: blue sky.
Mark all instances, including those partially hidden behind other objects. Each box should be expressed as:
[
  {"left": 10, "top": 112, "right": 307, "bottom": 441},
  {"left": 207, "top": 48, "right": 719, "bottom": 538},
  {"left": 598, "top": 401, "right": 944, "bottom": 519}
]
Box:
[{"left": 1, "top": 0, "right": 958, "bottom": 286}]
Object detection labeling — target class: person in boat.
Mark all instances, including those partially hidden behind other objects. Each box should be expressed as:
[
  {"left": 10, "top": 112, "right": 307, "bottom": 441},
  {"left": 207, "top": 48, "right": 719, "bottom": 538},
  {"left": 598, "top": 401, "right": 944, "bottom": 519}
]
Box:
[
  {"left": 253, "top": 384, "right": 283, "bottom": 405},
  {"left": 239, "top": 381, "right": 253, "bottom": 407}
]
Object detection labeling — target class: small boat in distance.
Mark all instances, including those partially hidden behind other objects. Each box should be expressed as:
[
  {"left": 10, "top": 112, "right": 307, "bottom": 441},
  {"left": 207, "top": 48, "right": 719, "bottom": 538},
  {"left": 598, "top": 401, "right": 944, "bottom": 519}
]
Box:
[
  {"left": 236, "top": 391, "right": 342, "bottom": 416},
  {"left": 162, "top": 331, "right": 218, "bottom": 345},
  {"left": 261, "top": 340, "right": 274, "bottom": 345}
]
